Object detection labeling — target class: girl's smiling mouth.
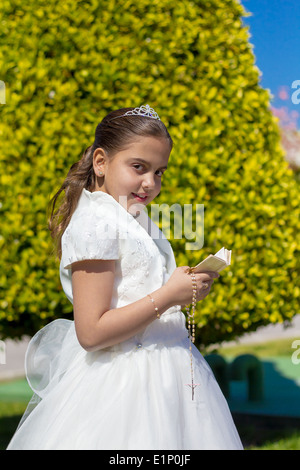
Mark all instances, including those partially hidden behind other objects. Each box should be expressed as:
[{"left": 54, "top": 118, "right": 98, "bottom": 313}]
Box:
[{"left": 132, "top": 193, "right": 148, "bottom": 202}]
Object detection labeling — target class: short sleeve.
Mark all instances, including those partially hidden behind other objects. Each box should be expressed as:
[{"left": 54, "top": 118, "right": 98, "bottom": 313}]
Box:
[{"left": 61, "top": 210, "right": 120, "bottom": 270}]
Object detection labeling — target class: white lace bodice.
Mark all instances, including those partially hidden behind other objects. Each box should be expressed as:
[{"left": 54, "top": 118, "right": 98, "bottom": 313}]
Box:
[{"left": 60, "top": 189, "right": 181, "bottom": 316}]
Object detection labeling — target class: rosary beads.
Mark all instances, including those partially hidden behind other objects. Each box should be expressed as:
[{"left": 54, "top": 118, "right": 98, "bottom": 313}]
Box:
[
  {"left": 187, "top": 272, "right": 197, "bottom": 343},
  {"left": 186, "top": 271, "right": 199, "bottom": 400}
]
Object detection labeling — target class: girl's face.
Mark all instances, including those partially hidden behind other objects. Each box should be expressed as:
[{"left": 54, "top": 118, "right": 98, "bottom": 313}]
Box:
[{"left": 93, "top": 136, "right": 171, "bottom": 215}]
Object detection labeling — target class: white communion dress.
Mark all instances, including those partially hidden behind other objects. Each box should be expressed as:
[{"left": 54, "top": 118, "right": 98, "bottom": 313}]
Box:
[{"left": 7, "top": 189, "right": 243, "bottom": 450}]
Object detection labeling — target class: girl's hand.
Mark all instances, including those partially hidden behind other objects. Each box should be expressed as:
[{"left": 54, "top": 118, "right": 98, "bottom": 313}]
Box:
[{"left": 164, "top": 266, "right": 220, "bottom": 307}]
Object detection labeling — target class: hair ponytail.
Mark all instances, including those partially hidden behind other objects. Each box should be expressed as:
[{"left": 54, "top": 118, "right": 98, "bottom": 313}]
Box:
[{"left": 48, "top": 145, "right": 94, "bottom": 259}]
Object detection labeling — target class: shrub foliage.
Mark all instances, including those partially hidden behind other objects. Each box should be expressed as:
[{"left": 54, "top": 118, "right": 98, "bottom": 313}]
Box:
[{"left": 0, "top": 0, "right": 299, "bottom": 346}]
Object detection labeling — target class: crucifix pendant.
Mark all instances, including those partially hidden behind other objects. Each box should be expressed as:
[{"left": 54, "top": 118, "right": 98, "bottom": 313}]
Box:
[{"left": 186, "top": 380, "right": 201, "bottom": 401}]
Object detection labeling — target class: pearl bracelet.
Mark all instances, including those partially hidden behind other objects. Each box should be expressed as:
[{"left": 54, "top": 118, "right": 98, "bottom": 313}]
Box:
[{"left": 147, "top": 294, "right": 160, "bottom": 319}]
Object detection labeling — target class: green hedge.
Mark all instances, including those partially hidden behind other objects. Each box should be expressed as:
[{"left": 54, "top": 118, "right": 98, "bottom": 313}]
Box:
[{"left": 0, "top": 0, "right": 299, "bottom": 346}]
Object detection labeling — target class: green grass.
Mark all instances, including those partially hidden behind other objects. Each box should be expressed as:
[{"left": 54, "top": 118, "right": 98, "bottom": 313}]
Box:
[
  {"left": 215, "top": 337, "right": 297, "bottom": 359},
  {"left": 0, "top": 378, "right": 32, "bottom": 402},
  {"left": 249, "top": 432, "right": 300, "bottom": 450},
  {"left": 0, "top": 401, "right": 27, "bottom": 449},
  {"left": 0, "top": 378, "right": 31, "bottom": 449}
]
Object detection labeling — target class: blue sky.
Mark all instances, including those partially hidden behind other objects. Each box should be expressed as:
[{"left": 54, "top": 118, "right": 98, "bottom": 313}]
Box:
[{"left": 241, "top": 0, "right": 300, "bottom": 127}]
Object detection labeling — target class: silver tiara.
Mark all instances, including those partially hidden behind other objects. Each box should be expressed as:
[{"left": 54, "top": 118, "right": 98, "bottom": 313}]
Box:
[{"left": 112, "top": 104, "right": 161, "bottom": 121}]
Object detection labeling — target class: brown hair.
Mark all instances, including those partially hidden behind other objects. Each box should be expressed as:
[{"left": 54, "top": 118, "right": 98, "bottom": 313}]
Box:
[{"left": 48, "top": 107, "right": 173, "bottom": 259}]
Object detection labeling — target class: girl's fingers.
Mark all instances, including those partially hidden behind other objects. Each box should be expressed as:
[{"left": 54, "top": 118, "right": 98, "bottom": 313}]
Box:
[{"left": 195, "top": 272, "right": 219, "bottom": 281}]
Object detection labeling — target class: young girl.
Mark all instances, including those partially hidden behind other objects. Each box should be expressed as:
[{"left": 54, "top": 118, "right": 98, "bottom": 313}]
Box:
[{"left": 7, "top": 105, "right": 243, "bottom": 450}]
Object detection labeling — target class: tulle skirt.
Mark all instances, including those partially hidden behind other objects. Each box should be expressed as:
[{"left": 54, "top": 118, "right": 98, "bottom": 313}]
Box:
[{"left": 7, "top": 313, "right": 243, "bottom": 450}]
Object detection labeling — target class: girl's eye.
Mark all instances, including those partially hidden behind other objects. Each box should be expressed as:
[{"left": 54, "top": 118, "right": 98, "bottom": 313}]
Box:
[
  {"left": 132, "top": 164, "right": 165, "bottom": 177},
  {"left": 133, "top": 164, "right": 144, "bottom": 171}
]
